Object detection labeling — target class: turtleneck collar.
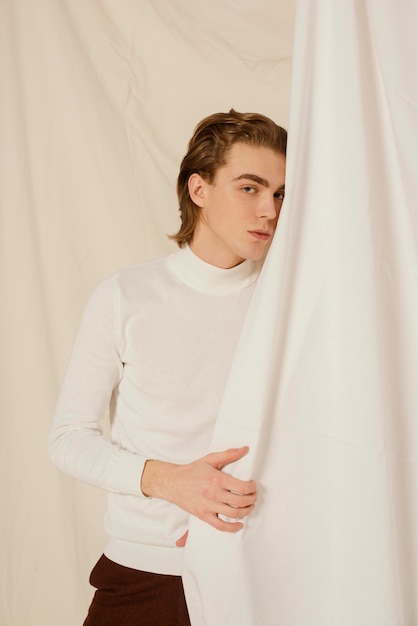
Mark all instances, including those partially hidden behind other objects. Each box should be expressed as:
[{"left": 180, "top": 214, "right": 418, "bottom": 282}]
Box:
[{"left": 168, "top": 246, "right": 261, "bottom": 295}]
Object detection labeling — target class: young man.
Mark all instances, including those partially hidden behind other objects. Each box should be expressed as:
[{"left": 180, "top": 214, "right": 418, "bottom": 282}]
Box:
[{"left": 49, "top": 109, "right": 287, "bottom": 625}]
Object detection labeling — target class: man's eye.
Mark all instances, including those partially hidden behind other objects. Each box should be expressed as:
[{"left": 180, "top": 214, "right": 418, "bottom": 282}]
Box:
[
  {"left": 242, "top": 186, "right": 256, "bottom": 193},
  {"left": 274, "top": 191, "right": 285, "bottom": 200}
]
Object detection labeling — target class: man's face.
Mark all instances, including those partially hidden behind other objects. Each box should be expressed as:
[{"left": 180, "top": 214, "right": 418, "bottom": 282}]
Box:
[{"left": 189, "top": 142, "right": 286, "bottom": 268}]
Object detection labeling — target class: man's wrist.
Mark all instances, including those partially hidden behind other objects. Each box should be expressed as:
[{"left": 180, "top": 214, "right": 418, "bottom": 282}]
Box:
[{"left": 140, "top": 459, "right": 178, "bottom": 499}]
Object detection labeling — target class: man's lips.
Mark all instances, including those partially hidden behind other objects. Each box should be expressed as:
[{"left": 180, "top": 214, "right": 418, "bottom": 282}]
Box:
[{"left": 248, "top": 230, "right": 271, "bottom": 241}]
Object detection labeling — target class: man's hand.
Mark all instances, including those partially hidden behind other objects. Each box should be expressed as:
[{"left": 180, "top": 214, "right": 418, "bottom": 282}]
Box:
[{"left": 141, "top": 446, "right": 257, "bottom": 533}]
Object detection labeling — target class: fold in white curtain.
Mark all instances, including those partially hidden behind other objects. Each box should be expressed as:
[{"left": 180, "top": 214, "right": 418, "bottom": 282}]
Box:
[{"left": 183, "top": 1, "right": 418, "bottom": 624}]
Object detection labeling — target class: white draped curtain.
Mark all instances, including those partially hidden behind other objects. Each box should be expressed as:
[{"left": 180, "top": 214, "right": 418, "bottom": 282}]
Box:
[{"left": 183, "top": 0, "right": 418, "bottom": 624}]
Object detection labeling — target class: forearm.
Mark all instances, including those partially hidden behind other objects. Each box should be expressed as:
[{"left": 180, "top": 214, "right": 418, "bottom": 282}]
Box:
[{"left": 48, "top": 420, "right": 147, "bottom": 496}]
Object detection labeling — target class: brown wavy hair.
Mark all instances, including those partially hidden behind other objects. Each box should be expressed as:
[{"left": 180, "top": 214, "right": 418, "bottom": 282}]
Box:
[{"left": 170, "top": 109, "right": 287, "bottom": 248}]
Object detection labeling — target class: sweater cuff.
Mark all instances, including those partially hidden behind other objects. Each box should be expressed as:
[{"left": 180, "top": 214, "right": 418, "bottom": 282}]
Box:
[{"left": 115, "top": 450, "right": 148, "bottom": 497}]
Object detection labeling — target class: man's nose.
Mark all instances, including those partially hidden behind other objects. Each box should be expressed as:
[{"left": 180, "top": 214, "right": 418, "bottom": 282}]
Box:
[{"left": 258, "top": 195, "right": 277, "bottom": 219}]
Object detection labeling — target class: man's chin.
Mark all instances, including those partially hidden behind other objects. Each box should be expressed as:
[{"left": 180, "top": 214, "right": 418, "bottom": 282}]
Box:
[{"left": 245, "top": 244, "right": 271, "bottom": 262}]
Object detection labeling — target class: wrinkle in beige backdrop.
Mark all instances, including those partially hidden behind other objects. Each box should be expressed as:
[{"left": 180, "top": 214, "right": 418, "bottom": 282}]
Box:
[{"left": 0, "top": 1, "right": 294, "bottom": 624}]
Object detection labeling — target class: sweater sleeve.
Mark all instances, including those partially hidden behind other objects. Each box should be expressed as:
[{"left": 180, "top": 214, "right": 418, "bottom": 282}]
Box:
[{"left": 48, "top": 275, "right": 148, "bottom": 497}]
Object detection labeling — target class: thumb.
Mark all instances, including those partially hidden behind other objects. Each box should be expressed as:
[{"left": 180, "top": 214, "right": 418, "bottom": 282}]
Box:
[{"left": 208, "top": 446, "right": 249, "bottom": 470}]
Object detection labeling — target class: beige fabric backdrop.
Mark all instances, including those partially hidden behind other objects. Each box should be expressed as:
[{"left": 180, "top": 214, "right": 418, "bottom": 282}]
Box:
[{"left": 0, "top": 1, "right": 294, "bottom": 624}]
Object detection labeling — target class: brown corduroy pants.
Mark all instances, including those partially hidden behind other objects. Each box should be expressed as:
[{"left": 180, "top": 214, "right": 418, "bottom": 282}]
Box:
[{"left": 83, "top": 554, "right": 191, "bottom": 626}]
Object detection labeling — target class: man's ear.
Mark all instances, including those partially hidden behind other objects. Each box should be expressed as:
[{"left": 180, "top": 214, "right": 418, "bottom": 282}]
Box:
[{"left": 188, "top": 173, "right": 208, "bottom": 208}]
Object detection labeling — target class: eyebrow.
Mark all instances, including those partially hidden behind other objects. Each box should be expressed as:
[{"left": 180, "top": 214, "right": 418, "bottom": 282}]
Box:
[
  {"left": 234, "top": 173, "right": 269, "bottom": 187},
  {"left": 233, "top": 173, "right": 285, "bottom": 192}
]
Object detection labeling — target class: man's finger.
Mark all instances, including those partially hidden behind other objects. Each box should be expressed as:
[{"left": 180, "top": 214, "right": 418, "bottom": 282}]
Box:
[
  {"left": 208, "top": 514, "right": 244, "bottom": 533},
  {"left": 224, "top": 491, "right": 257, "bottom": 509},
  {"left": 210, "top": 446, "right": 249, "bottom": 470}
]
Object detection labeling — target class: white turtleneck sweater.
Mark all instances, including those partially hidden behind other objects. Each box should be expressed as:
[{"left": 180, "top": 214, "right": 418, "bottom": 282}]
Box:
[{"left": 49, "top": 246, "right": 260, "bottom": 575}]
